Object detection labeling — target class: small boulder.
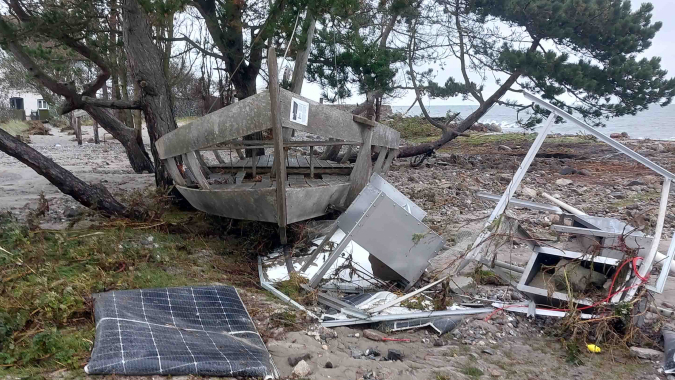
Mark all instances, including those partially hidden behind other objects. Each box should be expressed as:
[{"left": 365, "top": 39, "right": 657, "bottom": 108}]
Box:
[
  {"left": 292, "top": 360, "right": 312, "bottom": 377},
  {"left": 555, "top": 178, "right": 573, "bottom": 186},
  {"left": 498, "top": 174, "right": 512, "bottom": 184},
  {"left": 497, "top": 145, "right": 512, "bottom": 151},
  {"left": 387, "top": 349, "right": 404, "bottom": 361},
  {"left": 520, "top": 187, "right": 537, "bottom": 198},
  {"left": 578, "top": 168, "right": 592, "bottom": 176},
  {"left": 350, "top": 348, "right": 364, "bottom": 359},
  {"left": 559, "top": 166, "right": 577, "bottom": 175},
  {"left": 366, "top": 347, "right": 381, "bottom": 357},
  {"left": 629, "top": 346, "right": 663, "bottom": 361}
]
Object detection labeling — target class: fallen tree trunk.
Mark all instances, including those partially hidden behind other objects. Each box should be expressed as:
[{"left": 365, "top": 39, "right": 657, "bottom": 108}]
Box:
[{"left": 0, "top": 128, "right": 142, "bottom": 219}]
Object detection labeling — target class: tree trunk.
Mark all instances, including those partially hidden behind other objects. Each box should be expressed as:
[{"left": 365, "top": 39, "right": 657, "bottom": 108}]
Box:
[
  {"left": 398, "top": 71, "right": 523, "bottom": 158},
  {"left": 84, "top": 105, "right": 154, "bottom": 173},
  {"left": 0, "top": 128, "right": 140, "bottom": 219},
  {"left": 121, "top": 0, "right": 178, "bottom": 188},
  {"left": 93, "top": 120, "right": 99, "bottom": 144},
  {"left": 75, "top": 117, "right": 82, "bottom": 145},
  {"left": 133, "top": 81, "right": 144, "bottom": 147},
  {"left": 290, "top": 15, "right": 316, "bottom": 95}
]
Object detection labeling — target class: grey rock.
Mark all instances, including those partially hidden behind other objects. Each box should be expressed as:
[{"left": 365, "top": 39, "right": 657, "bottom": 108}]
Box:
[
  {"left": 578, "top": 169, "right": 592, "bottom": 176},
  {"left": 520, "top": 187, "right": 537, "bottom": 198},
  {"left": 628, "top": 180, "right": 645, "bottom": 186},
  {"left": 387, "top": 349, "right": 404, "bottom": 361},
  {"left": 292, "top": 360, "right": 311, "bottom": 377},
  {"left": 629, "top": 346, "right": 663, "bottom": 360},
  {"left": 611, "top": 192, "right": 626, "bottom": 199},
  {"left": 350, "top": 348, "right": 364, "bottom": 359},
  {"left": 497, "top": 145, "right": 512, "bottom": 151},
  {"left": 560, "top": 166, "right": 577, "bottom": 175},
  {"left": 556, "top": 178, "right": 573, "bottom": 186},
  {"left": 366, "top": 347, "right": 381, "bottom": 357},
  {"left": 498, "top": 174, "right": 512, "bottom": 184},
  {"left": 482, "top": 348, "right": 495, "bottom": 355},
  {"left": 64, "top": 207, "right": 81, "bottom": 218},
  {"left": 433, "top": 339, "right": 445, "bottom": 347}
]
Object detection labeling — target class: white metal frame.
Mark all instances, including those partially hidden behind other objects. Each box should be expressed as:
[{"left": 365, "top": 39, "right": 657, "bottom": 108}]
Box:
[{"left": 459, "top": 91, "right": 674, "bottom": 302}]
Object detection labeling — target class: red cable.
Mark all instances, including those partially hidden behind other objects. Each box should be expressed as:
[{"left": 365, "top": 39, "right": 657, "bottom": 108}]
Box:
[{"left": 485, "top": 256, "right": 649, "bottom": 320}]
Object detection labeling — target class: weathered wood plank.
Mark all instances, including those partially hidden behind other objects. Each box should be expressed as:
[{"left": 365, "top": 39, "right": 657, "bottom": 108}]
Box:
[
  {"left": 306, "top": 178, "right": 328, "bottom": 187},
  {"left": 381, "top": 148, "right": 398, "bottom": 174},
  {"left": 212, "top": 150, "right": 226, "bottom": 164},
  {"left": 346, "top": 124, "right": 374, "bottom": 204},
  {"left": 289, "top": 155, "right": 300, "bottom": 168},
  {"left": 373, "top": 147, "right": 389, "bottom": 174},
  {"left": 185, "top": 151, "right": 211, "bottom": 189},
  {"left": 164, "top": 158, "right": 187, "bottom": 186},
  {"left": 196, "top": 151, "right": 212, "bottom": 176},
  {"left": 235, "top": 171, "right": 246, "bottom": 184},
  {"left": 269, "top": 47, "right": 288, "bottom": 244}
]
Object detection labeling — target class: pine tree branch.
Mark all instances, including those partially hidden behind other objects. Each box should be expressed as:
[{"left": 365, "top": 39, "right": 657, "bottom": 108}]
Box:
[{"left": 80, "top": 97, "right": 142, "bottom": 109}]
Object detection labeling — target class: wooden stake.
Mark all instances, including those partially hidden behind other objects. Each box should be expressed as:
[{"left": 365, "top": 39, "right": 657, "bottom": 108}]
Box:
[
  {"left": 93, "top": 120, "right": 99, "bottom": 144},
  {"left": 268, "top": 46, "right": 288, "bottom": 244}
]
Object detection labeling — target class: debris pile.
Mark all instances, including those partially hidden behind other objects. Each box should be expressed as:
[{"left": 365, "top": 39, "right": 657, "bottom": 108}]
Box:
[{"left": 258, "top": 92, "right": 675, "bottom": 377}]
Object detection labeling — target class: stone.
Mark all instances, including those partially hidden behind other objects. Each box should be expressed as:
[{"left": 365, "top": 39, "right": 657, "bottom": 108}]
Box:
[
  {"left": 489, "top": 369, "right": 502, "bottom": 377},
  {"left": 520, "top": 187, "right": 537, "bottom": 198},
  {"left": 350, "top": 348, "right": 364, "bottom": 359},
  {"left": 322, "top": 345, "right": 328, "bottom": 350},
  {"left": 387, "top": 349, "right": 404, "bottom": 361},
  {"left": 482, "top": 348, "right": 495, "bottom": 355},
  {"left": 325, "top": 361, "right": 334, "bottom": 368},
  {"left": 556, "top": 178, "right": 573, "bottom": 186},
  {"left": 433, "top": 339, "right": 445, "bottom": 347},
  {"left": 498, "top": 174, "right": 512, "bottom": 184},
  {"left": 288, "top": 353, "right": 311, "bottom": 367},
  {"left": 366, "top": 347, "right": 381, "bottom": 357},
  {"left": 292, "top": 360, "right": 311, "bottom": 377},
  {"left": 64, "top": 207, "right": 81, "bottom": 218},
  {"left": 655, "top": 143, "right": 666, "bottom": 152},
  {"left": 497, "top": 145, "right": 512, "bottom": 151},
  {"left": 364, "top": 329, "right": 386, "bottom": 342},
  {"left": 578, "top": 169, "right": 592, "bottom": 176},
  {"left": 560, "top": 166, "right": 577, "bottom": 175},
  {"left": 628, "top": 180, "right": 645, "bottom": 186},
  {"left": 629, "top": 347, "right": 663, "bottom": 360}
]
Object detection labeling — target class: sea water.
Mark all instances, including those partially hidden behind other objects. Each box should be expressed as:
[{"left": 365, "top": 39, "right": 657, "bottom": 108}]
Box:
[{"left": 392, "top": 104, "right": 675, "bottom": 140}]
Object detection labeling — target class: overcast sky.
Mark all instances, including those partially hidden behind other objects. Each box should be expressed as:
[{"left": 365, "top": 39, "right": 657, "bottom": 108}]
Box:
[{"left": 297, "top": 0, "right": 675, "bottom": 107}]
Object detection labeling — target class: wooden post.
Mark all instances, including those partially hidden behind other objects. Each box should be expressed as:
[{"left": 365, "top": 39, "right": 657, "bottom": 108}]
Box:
[
  {"left": 346, "top": 115, "right": 375, "bottom": 205},
  {"left": 75, "top": 117, "right": 82, "bottom": 145},
  {"left": 93, "top": 120, "right": 100, "bottom": 144},
  {"left": 309, "top": 146, "right": 314, "bottom": 178},
  {"left": 269, "top": 46, "right": 288, "bottom": 244},
  {"left": 252, "top": 151, "right": 257, "bottom": 177},
  {"left": 381, "top": 148, "right": 398, "bottom": 174},
  {"left": 373, "top": 147, "right": 388, "bottom": 174}
]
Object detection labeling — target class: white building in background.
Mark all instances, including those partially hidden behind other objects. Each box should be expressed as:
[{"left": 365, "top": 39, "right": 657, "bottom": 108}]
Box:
[{"left": 7, "top": 89, "right": 49, "bottom": 119}]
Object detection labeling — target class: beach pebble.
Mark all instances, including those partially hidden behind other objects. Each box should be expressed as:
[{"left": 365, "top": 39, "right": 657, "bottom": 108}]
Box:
[{"left": 292, "top": 360, "right": 311, "bottom": 377}]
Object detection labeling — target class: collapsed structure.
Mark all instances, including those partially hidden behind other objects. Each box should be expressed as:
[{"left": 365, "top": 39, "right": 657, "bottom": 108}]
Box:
[{"left": 86, "top": 48, "right": 675, "bottom": 378}]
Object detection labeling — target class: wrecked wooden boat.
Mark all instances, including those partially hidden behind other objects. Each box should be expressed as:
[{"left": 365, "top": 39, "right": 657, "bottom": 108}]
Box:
[{"left": 155, "top": 48, "right": 400, "bottom": 243}]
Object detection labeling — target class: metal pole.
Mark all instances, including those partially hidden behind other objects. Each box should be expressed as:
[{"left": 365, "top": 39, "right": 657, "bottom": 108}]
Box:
[{"left": 457, "top": 112, "right": 556, "bottom": 272}]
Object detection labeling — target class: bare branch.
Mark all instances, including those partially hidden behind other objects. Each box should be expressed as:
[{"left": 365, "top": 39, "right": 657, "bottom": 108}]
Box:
[{"left": 81, "top": 96, "right": 142, "bottom": 109}]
